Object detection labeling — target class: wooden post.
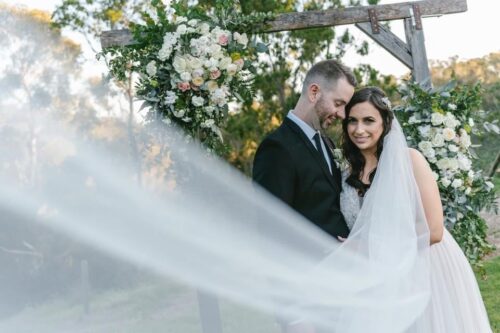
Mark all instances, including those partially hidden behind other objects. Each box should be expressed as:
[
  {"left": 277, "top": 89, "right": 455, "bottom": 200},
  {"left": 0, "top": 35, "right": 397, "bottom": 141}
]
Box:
[
  {"left": 197, "top": 291, "right": 223, "bottom": 333},
  {"left": 404, "top": 6, "right": 432, "bottom": 88}
]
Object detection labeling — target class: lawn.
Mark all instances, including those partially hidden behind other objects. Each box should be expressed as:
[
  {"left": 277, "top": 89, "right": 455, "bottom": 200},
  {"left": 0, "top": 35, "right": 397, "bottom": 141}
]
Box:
[{"left": 478, "top": 255, "right": 500, "bottom": 333}]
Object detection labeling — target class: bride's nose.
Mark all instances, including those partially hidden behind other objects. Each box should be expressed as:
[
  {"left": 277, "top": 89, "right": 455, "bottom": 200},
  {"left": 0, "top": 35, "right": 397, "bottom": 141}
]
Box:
[{"left": 353, "top": 124, "right": 366, "bottom": 135}]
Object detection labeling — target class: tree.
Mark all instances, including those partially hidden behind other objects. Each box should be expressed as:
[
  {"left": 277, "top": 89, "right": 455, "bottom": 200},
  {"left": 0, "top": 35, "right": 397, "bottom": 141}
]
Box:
[{"left": 52, "top": 0, "right": 158, "bottom": 184}]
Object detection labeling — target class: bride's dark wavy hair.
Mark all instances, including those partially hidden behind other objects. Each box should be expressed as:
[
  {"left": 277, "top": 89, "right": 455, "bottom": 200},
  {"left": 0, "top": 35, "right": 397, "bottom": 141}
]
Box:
[{"left": 342, "top": 87, "right": 394, "bottom": 195}]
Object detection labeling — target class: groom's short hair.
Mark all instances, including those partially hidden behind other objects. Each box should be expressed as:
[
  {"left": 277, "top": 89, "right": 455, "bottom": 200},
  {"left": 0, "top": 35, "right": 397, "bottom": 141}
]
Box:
[{"left": 302, "top": 60, "right": 357, "bottom": 94}]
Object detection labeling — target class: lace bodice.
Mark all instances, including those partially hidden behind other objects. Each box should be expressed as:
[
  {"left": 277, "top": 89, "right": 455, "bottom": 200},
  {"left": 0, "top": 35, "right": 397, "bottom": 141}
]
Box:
[{"left": 340, "top": 171, "right": 362, "bottom": 231}]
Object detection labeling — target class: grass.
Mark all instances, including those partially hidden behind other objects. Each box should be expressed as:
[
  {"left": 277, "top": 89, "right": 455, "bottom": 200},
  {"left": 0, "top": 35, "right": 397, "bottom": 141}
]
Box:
[
  {"left": 2, "top": 257, "right": 499, "bottom": 333},
  {"left": 477, "top": 255, "right": 500, "bottom": 333}
]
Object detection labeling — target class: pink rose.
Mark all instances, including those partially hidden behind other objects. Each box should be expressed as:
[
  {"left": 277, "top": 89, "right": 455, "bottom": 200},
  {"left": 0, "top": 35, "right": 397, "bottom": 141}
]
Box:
[
  {"left": 218, "top": 34, "right": 229, "bottom": 46},
  {"left": 210, "top": 69, "right": 221, "bottom": 80},
  {"left": 177, "top": 82, "right": 191, "bottom": 92}
]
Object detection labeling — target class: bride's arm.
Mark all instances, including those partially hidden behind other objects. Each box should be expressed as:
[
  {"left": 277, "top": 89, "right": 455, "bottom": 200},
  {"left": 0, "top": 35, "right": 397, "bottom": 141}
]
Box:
[{"left": 409, "top": 148, "right": 444, "bottom": 245}]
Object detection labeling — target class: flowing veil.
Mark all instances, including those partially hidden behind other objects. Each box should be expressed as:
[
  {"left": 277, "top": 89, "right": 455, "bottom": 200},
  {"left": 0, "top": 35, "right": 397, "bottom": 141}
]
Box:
[{"left": 0, "top": 107, "right": 432, "bottom": 332}]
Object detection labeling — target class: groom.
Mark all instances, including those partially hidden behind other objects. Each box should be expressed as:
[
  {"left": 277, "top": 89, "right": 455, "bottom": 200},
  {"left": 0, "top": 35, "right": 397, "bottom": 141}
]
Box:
[{"left": 253, "top": 59, "right": 356, "bottom": 242}]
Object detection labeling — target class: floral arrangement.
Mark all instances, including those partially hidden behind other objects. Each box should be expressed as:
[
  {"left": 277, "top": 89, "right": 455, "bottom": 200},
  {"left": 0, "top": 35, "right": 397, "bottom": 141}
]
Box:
[
  {"left": 101, "top": 0, "right": 273, "bottom": 152},
  {"left": 395, "top": 82, "right": 497, "bottom": 264}
]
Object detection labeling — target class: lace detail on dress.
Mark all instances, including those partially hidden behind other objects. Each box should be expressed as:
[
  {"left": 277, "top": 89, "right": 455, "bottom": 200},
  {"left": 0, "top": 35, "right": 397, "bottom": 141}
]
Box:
[{"left": 340, "top": 170, "right": 362, "bottom": 231}]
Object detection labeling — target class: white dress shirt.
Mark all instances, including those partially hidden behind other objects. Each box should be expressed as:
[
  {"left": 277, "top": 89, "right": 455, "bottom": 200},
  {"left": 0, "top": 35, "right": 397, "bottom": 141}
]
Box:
[{"left": 287, "top": 110, "right": 332, "bottom": 173}]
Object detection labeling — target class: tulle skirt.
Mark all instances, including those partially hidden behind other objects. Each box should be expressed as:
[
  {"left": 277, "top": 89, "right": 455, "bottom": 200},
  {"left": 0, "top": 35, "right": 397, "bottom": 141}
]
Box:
[{"left": 427, "top": 229, "right": 492, "bottom": 333}]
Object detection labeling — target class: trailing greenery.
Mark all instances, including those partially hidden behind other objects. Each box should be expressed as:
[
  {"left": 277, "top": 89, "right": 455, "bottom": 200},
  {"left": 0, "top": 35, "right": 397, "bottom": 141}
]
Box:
[{"left": 395, "top": 82, "right": 498, "bottom": 264}]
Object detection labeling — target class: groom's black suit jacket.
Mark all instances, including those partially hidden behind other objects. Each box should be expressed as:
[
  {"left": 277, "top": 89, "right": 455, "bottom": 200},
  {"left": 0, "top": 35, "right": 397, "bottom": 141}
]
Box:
[{"left": 252, "top": 117, "right": 350, "bottom": 239}]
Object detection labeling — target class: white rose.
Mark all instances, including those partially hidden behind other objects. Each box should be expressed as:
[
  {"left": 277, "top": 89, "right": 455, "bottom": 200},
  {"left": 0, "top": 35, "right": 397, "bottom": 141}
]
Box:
[
  {"left": 448, "top": 103, "right": 457, "bottom": 110},
  {"left": 191, "top": 68, "right": 204, "bottom": 78},
  {"left": 176, "top": 24, "right": 187, "bottom": 35},
  {"left": 436, "top": 148, "right": 447, "bottom": 157},
  {"left": 448, "top": 144, "right": 459, "bottom": 153},
  {"left": 204, "top": 57, "right": 218, "bottom": 69},
  {"left": 459, "top": 131, "right": 471, "bottom": 148},
  {"left": 468, "top": 118, "right": 474, "bottom": 127},
  {"left": 188, "top": 19, "right": 198, "bottom": 27},
  {"left": 423, "top": 148, "right": 435, "bottom": 159},
  {"left": 180, "top": 71, "right": 192, "bottom": 82},
  {"left": 173, "top": 109, "right": 185, "bottom": 118},
  {"left": 418, "top": 141, "right": 432, "bottom": 151},
  {"left": 175, "top": 16, "right": 188, "bottom": 24},
  {"left": 218, "top": 57, "right": 232, "bottom": 70},
  {"left": 451, "top": 178, "right": 463, "bottom": 189},
  {"left": 192, "top": 96, "right": 205, "bottom": 107},
  {"left": 436, "top": 158, "right": 449, "bottom": 170},
  {"left": 442, "top": 128, "right": 456, "bottom": 141},
  {"left": 431, "top": 113, "right": 445, "bottom": 126},
  {"left": 431, "top": 133, "right": 445, "bottom": 147},
  {"left": 188, "top": 57, "right": 203, "bottom": 70},
  {"left": 432, "top": 172, "right": 439, "bottom": 181},
  {"left": 208, "top": 44, "right": 222, "bottom": 56},
  {"left": 226, "top": 63, "right": 238, "bottom": 76},
  {"left": 158, "top": 46, "right": 172, "bottom": 61},
  {"left": 467, "top": 170, "right": 475, "bottom": 179},
  {"left": 465, "top": 187, "right": 472, "bottom": 195},
  {"left": 448, "top": 158, "right": 459, "bottom": 171},
  {"left": 444, "top": 113, "right": 459, "bottom": 129},
  {"left": 146, "top": 61, "right": 157, "bottom": 77},
  {"left": 440, "top": 177, "right": 451, "bottom": 187},
  {"left": 457, "top": 155, "right": 472, "bottom": 171},
  {"left": 418, "top": 125, "right": 431, "bottom": 138},
  {"left": 211, "top": 88, "right": 227, "bottom": 107},
  {"left": 173, "top": 55, "right": 187, "bottom": 73},
  {"left": 198, "top": 22, "right": 210, "bottom": 35},
  {"left": 233, "top": 32, "right": 248, "bottom": 46},
  {"left": 201, "top": 119, "right": 215, "bottom": 128},
  {"left": 165, "top": 91, "right": 177, "bottom": 105}
]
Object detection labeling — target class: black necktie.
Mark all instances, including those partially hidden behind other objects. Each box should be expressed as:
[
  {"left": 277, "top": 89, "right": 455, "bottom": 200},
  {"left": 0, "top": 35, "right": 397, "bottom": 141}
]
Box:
[{"left": 313, "top": 133, "right": 330, "bottom": 172}]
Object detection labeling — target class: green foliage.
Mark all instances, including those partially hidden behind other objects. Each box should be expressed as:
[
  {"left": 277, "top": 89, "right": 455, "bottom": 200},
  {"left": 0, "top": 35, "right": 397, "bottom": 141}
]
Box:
[
  {"left": 99, "top": 0, "right": 273, "bottom": 152},
  {"left": 431, "top": 53, "right": 500, "bottom": 174},
  {"left": 395, "top": 82, "right": 498, "bottom": 264}
]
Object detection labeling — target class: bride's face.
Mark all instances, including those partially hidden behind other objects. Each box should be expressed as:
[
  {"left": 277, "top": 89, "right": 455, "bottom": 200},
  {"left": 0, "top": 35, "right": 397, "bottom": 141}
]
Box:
[{"left": 346, "top": 101, "right": 384, "bottom": 154}]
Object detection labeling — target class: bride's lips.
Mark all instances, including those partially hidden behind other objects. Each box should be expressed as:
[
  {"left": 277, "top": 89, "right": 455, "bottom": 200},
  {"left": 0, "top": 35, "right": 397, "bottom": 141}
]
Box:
[{"left": 353, "top": 136, "right": 370, "bottom": 144}]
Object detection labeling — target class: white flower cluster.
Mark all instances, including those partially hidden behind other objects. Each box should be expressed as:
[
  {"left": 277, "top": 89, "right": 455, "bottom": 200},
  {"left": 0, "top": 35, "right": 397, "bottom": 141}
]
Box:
[
  {"left": 143, "top": 15, "right": 251, "bottom": 141},
  {"left": 413, "top": 109, "right": 476, "bottom": 196}
]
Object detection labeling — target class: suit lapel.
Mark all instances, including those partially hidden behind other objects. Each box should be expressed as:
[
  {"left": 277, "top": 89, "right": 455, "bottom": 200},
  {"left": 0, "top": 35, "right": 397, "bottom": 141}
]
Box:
[
  {"left": 283, "top": 118, "right": 340, "bottom": 192},
  {"left": 322, "top": 136, "right": 342, "bottom": 189}
]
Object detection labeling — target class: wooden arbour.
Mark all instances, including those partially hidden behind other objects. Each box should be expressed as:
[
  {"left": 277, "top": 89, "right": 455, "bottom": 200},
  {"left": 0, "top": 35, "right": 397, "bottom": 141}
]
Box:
[{"left": 100, "top": 1, "right": 468, "bottom": 332}]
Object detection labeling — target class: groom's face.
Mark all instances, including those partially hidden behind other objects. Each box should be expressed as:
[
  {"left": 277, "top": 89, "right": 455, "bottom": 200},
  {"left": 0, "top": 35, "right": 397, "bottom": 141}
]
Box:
[{"left": 312, "top": 77, "right": 354, "bottom": 130}]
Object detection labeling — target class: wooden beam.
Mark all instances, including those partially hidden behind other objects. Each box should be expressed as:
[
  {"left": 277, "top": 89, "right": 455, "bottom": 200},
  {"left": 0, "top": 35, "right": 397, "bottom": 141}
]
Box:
[
  {"left": 356, "top": 22, "right": 413, "bottom": 69},
  {"left": 100, "top": 0, "right": 467, "bottom": 48},
  {"left": 404, "top": 17, "right": 431, "bottom": 88},
  {"left": 265, "top": 0, "right": 466, "bottom": 32}
]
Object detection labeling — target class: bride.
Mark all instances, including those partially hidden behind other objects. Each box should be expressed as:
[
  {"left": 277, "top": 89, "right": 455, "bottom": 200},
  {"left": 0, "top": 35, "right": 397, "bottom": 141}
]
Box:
[{"left": 339, "top": 86, "right": 492, "bottom": 333}]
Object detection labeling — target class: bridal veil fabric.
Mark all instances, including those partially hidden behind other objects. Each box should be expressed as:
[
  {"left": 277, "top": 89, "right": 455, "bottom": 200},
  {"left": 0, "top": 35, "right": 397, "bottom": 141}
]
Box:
[{"left": 0, "top": 112, "right": 434, "bottom": 332}]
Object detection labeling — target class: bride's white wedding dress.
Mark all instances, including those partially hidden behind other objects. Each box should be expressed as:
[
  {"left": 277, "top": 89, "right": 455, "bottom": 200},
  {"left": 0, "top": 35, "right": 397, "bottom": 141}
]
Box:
[{"left": 340, "top": 172, "right": 493, "bottom": 333}]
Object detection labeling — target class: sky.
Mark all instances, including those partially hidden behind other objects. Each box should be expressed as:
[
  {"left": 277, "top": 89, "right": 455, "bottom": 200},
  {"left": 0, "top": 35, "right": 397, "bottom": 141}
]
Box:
[{"left": 2, "top": 0, "right": 499, "bottom": 77}]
